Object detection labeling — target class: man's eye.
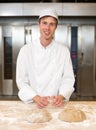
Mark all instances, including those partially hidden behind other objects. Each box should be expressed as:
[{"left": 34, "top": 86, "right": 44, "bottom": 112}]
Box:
[
  {"left": 42, "top": 22, "right": 47, "bottom": 25},
  {"left": 50, "top": 23, "right": 55, "bottom": 26}
]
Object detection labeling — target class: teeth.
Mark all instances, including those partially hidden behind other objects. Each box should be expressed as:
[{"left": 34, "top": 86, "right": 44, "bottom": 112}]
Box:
[{"left": 45, "top": 31, "right": 50, "bottom": 35}]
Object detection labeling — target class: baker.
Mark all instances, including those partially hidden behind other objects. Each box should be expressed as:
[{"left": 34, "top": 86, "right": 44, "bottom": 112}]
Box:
[{"left": 16, "top": 8, "right": 75, "bottom": 109}]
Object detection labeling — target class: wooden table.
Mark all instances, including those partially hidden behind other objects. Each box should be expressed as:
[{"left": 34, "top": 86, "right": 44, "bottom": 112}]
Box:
[{"left": 0, "top": 101, "right": 96, "bottom": 130}]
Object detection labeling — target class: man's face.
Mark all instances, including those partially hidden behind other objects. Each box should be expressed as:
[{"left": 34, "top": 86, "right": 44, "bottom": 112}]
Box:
[{"left": 39, "top": 16, "right": 57, "bottom": 41}]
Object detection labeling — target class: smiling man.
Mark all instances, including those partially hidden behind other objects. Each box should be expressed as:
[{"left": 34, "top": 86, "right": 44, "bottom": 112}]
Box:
[{"left": 16, "top": 8, "right": 75, "bottom": 108}]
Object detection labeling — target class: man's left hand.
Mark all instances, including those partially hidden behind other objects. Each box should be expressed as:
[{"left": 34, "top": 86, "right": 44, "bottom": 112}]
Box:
[{"left": 51, "top": 95, "right": 65, "bottom": 107}]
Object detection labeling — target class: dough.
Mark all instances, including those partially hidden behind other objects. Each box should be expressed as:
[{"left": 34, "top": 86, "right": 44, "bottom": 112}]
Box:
[
  {"left": 27, "top": 108, "right": 52, "bottom": 123},
  {"left": 58, "top": 106, "right": 86, "bottom": 122}
]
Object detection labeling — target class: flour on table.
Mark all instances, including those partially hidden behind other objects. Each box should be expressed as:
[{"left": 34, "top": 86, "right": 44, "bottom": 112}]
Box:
[
  {"left": 58, "top": 106, "right": 86, "bottom": 122},
  {"left": 26, "top": 108, "right": 52, "bottom": 123}
]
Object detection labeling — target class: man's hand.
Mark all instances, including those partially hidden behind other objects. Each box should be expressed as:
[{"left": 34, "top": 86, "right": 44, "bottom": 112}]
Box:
[
  {"left": 51, "top": 95, "right": 65, "bottom": 107},
  {"left": 33, "top": 95, "right": 49, "bottom": 109}
]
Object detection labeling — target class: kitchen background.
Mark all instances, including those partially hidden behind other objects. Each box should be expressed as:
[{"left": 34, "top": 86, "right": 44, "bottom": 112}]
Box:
[{"left": 0, "top": 1, "right": 96, "bottom": 100}]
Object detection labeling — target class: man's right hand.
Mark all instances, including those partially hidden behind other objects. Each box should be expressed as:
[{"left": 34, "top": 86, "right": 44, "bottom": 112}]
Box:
[{"left": 33, "top": 95, "right": 49, "bottom": 109}]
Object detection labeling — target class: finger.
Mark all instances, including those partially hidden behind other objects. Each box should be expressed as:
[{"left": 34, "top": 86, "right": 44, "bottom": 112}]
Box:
[
  {"left": 37, "top": 98, "right": 48, "bottom": 108},
  {"left": 53, "top": 98, "right": 64, "bottom": 106},
  {"left": 42, "top": 97, "right": 49, "bottom": 105},
  {"left": 37, "top": 102, "right": 46, "bottom": 109},
  {"left": 53, "top": 97, "right": 59, "bottom": 103},
  {"left": 54, "top": 99, "right": 60, "bottom": 105},
  {"left": 57, "top": 101, "right": 64, "bottom": 107}
]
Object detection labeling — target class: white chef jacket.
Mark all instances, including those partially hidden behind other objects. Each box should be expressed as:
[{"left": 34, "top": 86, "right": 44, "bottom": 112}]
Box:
[{"left": 16, "top": 38, "right": 75, "bottom": 103}]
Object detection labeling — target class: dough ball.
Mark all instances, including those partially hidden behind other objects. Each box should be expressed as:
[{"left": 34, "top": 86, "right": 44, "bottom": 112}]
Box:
[
  {"left": 27, "top": 108, "right": 52, "bottom": 123},
  {"left": 58, "top": 106, "right": 86, "bottom": 122}
]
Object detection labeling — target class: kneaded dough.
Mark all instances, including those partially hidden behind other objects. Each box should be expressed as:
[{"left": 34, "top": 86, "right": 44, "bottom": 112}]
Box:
[
  {"left": 27, "top": 109, "right": 52, "bottom": 123},
  {"left": 58, "top": 106, "right": 86, "bottom": 122}
]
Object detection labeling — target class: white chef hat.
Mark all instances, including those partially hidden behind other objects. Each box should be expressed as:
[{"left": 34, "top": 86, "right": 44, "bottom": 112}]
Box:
[{"left": 39, "top": 8, "right": 58, "bottom": 21}]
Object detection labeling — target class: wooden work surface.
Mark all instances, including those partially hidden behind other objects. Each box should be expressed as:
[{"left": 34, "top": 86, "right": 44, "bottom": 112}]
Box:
[{"left": 0, "top": 101, "right": 96, "bottom": 130}]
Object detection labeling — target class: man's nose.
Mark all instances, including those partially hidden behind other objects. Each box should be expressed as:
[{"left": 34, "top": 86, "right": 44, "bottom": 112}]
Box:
[{"left": 46, "top": 24, "right": 50, "bottom": 29}]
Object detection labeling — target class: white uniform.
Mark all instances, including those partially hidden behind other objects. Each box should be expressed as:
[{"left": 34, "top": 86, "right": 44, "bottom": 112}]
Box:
[{"left": 16, "top": 38, "right": 75, "bottom": 103}]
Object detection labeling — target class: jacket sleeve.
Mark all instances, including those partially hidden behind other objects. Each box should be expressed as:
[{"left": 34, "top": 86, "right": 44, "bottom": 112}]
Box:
[
  {"left": 59, "top": 48, "right": 75, "bottom": 101},
  {"left": 16, "top": 48, "right": 37, "bottom": 104}
]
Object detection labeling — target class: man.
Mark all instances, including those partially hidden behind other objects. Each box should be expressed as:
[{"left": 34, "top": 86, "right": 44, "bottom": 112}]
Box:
[{"left": 16, "top": 8, "right": 75, "bottom": 108}]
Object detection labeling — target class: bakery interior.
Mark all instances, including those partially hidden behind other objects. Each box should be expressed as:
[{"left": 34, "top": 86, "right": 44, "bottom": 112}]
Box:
[
  {"left": 0, "top": 0, "right": 96, "bottom": 101},
  {"left": 0, "top": 0, "right": 96, "bottom": 130}
]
